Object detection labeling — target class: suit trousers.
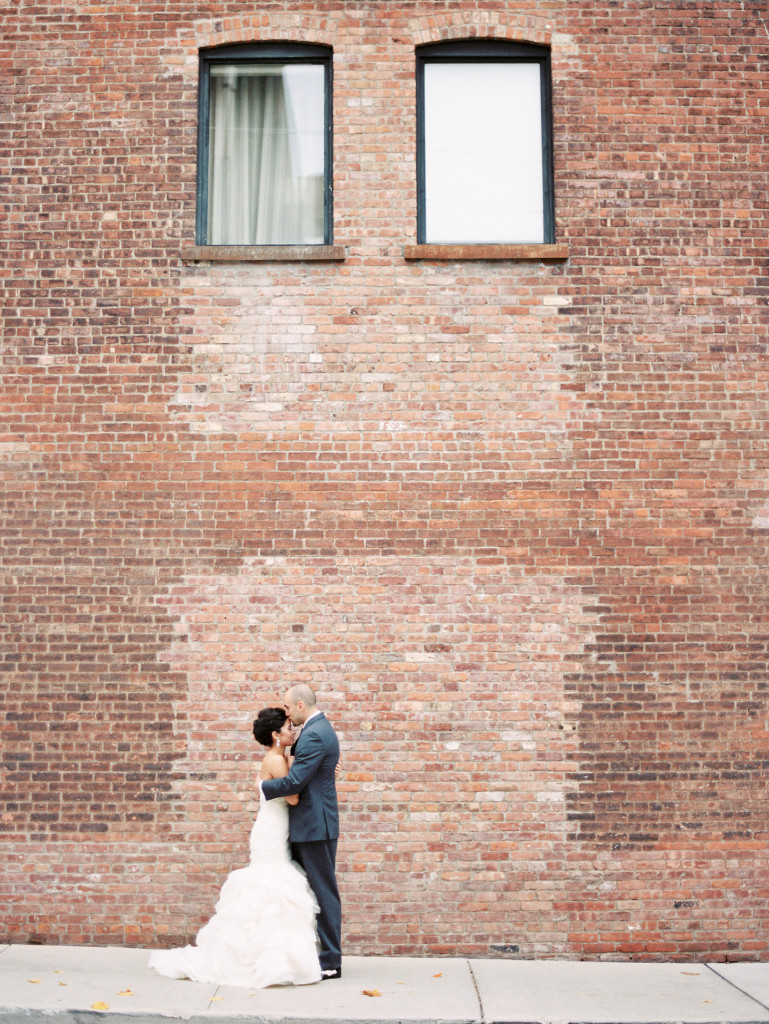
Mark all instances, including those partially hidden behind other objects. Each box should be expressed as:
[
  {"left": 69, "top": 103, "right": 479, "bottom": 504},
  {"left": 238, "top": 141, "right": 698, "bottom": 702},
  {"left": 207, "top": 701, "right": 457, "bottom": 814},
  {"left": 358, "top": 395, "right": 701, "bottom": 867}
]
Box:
[{"left": 291, "top": 838, "right": 341, "bottom": 971}]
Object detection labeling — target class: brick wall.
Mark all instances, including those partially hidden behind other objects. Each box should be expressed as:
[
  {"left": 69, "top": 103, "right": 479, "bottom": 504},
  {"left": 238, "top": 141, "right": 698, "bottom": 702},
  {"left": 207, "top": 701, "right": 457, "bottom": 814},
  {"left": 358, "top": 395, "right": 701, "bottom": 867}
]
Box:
[{"left": 2, "top": 1, "right": 768, "bottom": 959}]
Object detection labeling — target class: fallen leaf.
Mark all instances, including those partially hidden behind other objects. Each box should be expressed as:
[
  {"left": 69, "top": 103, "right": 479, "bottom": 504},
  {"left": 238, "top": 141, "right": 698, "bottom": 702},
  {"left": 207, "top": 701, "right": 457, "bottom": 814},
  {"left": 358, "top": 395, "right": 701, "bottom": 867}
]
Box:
[
  {"left": 682, "top": 971, "right": 700, "bottom": 976},
  {"left": 28, "top": 979, "right": 42, "bottom": 984},
  {"left": 433, "top": 972, "right": 443, "bottom": 977},
  {"left": 362, "top": 989, "right": 381, "bottom": 997},
  {"left": 59, "top": 982, "right": 67, "bottom": 987},
  {"left": 54, "top": 970, "right": 64, "bottom": 975},
  {"left": 211, "top": 996, "right": 223, "bottom": 1002},
  {"left": 117, "top": 988, "right": 133, "bottom": 997},
  {"left": 91, "top": 1002, "right": 110, "bottom": 1011}
]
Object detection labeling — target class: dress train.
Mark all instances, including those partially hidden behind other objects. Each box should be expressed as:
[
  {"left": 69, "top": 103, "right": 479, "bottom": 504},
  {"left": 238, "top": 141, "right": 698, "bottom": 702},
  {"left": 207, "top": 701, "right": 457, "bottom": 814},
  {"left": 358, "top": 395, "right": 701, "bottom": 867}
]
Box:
[{"left": 148, "top": 795, "right": 320, "bottom": 988}]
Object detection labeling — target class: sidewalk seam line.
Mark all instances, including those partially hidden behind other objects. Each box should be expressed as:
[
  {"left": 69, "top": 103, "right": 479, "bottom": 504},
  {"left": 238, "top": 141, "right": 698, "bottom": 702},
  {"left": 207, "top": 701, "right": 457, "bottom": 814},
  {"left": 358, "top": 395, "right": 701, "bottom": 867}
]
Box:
[
  {"left": 209, "top": 982, "right": 222, "bottom": 1009},
  {"left": 467, "top": 959, "right": 485, "bottom": 1024},
  {"left": 705, "top": 963, "right": 769, "bottom": 1015}
]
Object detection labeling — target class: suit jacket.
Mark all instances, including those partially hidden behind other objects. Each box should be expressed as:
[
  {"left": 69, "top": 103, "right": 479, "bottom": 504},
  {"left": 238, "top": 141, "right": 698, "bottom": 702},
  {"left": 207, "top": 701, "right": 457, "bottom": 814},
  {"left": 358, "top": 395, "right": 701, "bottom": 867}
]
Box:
[{"left": 261, "top": 712, "right": 340, "bottom": 842}]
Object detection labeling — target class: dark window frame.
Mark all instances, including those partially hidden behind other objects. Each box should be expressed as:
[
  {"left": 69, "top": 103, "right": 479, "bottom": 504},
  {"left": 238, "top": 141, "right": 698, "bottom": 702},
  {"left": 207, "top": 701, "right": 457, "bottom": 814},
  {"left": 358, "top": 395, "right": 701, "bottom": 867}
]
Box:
[
  {"left": 416, "top": 39, "right": 555, "bottom": 245},
  {"left": 196, "top": 42, "right": 334, "bottom": 246}
]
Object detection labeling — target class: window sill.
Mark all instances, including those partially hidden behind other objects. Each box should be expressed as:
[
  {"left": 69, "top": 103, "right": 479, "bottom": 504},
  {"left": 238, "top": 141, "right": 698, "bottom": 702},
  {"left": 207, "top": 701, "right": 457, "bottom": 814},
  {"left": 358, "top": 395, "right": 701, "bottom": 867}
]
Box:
[
  {"left": 181, "top": 245, "right": 347, "bottom": 263},
  {"left": 404, "top": 243, "right": 569, "bottom": 261}
]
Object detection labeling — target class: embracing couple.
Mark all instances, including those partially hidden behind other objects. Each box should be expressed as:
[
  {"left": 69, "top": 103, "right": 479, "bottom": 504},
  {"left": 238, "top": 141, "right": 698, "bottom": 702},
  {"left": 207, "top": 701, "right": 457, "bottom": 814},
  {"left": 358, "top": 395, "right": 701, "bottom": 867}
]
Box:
[{"left": 149, "top": 684, "right": 342, "bottom": 988}]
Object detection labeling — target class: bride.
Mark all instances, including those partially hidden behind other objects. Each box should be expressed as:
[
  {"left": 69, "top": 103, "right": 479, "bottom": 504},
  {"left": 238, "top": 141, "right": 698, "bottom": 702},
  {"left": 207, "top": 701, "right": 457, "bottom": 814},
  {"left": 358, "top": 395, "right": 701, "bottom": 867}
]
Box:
[{"left": 148, "top": 707, "right": 322, "bottom": 987}]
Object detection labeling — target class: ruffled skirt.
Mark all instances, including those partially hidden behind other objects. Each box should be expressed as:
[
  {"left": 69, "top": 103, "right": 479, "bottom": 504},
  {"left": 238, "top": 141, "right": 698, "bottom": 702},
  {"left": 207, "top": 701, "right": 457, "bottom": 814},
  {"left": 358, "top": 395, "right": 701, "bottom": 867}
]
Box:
[{"left": 148, "top": 856, "right": 320, "bottom": 988}]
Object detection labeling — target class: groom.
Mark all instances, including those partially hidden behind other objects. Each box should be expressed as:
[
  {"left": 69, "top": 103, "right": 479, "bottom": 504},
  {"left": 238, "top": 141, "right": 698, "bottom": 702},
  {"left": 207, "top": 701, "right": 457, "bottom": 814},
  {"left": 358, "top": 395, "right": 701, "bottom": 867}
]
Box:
[{"left": 261, "top": 684, "right": 342, "bottom": 980}]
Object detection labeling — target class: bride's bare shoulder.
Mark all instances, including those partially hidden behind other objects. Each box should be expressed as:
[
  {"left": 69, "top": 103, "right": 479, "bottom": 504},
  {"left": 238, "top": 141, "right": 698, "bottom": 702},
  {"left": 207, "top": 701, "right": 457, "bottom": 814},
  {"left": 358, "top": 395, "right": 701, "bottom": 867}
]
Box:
[{"left": 260, "top": 750, "right": 289, "bottom": 780}]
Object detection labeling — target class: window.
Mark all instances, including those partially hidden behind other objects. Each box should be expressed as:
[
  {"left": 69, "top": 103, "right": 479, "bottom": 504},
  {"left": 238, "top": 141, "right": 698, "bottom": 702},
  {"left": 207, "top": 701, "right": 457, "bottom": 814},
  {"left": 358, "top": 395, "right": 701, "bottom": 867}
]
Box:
[
  {"left": 197, "top": 43, "right": 333, "bottom": 246},
  {"left": 416, "top": 40, "right": 554, "bottom": 245}
]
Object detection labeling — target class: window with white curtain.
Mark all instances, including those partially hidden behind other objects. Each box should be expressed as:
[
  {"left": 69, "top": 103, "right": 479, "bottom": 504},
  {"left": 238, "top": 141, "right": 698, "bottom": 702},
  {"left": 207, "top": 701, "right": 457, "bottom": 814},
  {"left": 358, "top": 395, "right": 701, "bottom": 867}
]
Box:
[
  {"left": 197, "top": 43, "right": 332, "bottom": 246},
  {"left": 416, "top": 40, "right": 554, "bottom": 245}
]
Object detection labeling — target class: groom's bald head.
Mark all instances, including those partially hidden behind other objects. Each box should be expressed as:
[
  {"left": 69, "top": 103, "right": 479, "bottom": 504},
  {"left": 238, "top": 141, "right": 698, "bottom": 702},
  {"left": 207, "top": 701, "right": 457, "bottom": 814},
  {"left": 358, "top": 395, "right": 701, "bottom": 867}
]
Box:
[{"left": 284, "top": 683, "right": 316, "bottom": 724}]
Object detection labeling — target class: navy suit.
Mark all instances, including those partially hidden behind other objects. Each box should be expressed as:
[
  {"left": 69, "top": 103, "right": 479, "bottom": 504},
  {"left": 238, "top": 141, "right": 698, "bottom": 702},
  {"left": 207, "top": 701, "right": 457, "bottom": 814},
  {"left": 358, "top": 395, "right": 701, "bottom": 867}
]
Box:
[{"left": 261, "top": 712, "right": 341, "bottom": 970}]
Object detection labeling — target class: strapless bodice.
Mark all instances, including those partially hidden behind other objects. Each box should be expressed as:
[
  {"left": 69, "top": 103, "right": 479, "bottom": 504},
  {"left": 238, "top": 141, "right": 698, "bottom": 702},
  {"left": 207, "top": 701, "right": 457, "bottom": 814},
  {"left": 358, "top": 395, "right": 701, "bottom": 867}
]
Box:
[{"left": 249, "top": 793, "right": 290, "bottom": 862}]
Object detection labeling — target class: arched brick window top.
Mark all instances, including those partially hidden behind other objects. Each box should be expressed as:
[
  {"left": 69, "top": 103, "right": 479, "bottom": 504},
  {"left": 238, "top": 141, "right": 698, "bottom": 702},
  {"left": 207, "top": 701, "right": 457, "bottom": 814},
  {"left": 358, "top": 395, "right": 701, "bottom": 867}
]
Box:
[
  {"left": 409, "top": 14, "right": 553, "bottom": 49},
  {"left": 192, "top": 14, "right": 335, "bottom": 52}
]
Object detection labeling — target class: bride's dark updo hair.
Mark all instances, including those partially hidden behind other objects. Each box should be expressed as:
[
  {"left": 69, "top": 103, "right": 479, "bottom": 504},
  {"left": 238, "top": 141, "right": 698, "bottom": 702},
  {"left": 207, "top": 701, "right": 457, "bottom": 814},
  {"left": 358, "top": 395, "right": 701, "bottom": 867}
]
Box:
[{"left": 252, "top": 706, "right": 288, "bottom": 748}]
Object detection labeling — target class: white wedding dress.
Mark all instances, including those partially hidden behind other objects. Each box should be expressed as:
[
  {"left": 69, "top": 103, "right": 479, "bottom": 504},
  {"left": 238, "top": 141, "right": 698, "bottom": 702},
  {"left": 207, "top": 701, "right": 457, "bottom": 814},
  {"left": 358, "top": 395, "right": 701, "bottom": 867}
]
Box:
[{"left": 148, "top": 794, "right": 321, "bottom": 987}]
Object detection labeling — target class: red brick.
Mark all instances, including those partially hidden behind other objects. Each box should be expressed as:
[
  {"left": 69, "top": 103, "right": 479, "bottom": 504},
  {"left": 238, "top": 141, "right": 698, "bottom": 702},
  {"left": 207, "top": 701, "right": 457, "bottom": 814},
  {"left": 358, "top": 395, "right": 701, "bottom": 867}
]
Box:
[{"left": 2, "top": 0, "right": 768, "bottom": 961}]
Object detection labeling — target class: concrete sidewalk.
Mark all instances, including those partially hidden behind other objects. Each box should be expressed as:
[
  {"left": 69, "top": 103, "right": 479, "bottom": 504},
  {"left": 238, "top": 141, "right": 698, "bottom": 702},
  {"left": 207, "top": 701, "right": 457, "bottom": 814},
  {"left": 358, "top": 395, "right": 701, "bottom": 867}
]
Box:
[{"left": 1, "top": 944, "right": 768, "bottom": 1024}]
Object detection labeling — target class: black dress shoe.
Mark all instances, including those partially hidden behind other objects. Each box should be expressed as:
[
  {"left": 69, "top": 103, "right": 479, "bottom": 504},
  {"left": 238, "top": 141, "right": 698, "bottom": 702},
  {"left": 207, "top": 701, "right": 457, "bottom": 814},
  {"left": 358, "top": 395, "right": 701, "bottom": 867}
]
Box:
[{"left": 321, "top": 967, "right": 342, "bottom": 980}]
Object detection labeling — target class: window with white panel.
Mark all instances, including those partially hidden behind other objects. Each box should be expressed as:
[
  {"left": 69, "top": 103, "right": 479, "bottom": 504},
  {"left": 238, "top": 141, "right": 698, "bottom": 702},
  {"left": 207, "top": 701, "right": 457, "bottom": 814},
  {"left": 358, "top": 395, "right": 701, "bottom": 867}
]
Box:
[{"left": 416, "top": 40, "right": 555, "bottom": 245}]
